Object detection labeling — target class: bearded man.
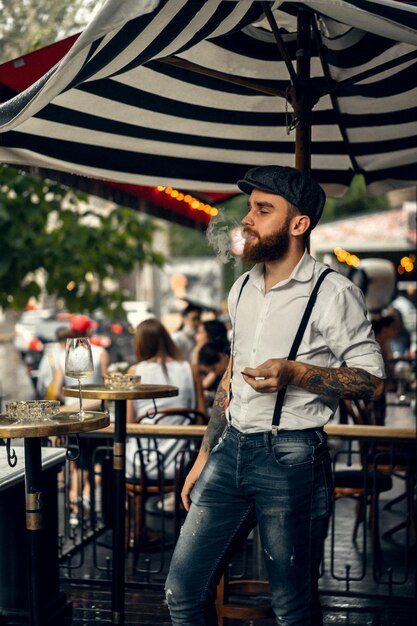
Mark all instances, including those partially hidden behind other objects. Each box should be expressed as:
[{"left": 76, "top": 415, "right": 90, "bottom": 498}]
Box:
[{"left": 165, "top": 165, "right": 385, "bottom": 626}]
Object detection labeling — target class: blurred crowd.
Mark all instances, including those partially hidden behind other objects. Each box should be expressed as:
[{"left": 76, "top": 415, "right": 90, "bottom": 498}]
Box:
[{"left": 33, "top": 303, "right": 232, "bottom": 416}]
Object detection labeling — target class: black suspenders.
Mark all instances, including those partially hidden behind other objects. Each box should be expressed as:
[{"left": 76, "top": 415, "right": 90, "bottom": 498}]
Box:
[
  {"left": 271, "top": 267, "right": 333, "bottom": 432},
  {"left": 230, "top": 267, "right": 334, "bottom": 433},
  {"left": 228, "top": 274, "right": 250, "bottom": 407}
]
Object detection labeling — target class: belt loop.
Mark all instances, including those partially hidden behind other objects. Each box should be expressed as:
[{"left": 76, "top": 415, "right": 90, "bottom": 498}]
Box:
[{"left": 315, "top": 428, "right": 325, "bottom": 443}]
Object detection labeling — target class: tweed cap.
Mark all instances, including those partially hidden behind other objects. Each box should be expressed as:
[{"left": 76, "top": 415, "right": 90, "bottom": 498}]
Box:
[{"left": 237, "top": 165, "right": 326, "bottom": 229}]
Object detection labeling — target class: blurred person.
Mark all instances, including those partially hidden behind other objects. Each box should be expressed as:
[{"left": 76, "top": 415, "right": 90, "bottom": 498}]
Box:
[
  {"left": 387, "top": 307, "right": 412, "bottom": 358},
  {"left": 371, "top": 315, "right": 398, "bottom": 367},
  {"left": 107, "top": 320, "right": 135, "bottom": 364},
  {"left": 191, "top": 319, "right": 230, "bottom": 365},
  {"left": 171, "top": 304, "right": 202, "bottom": 360},
  {"left": 165, "top": 165, "right": 385, "bottom": 626},
  {"left": 197, "top": 342, "right": 229, "bottom": 409},
  {"left": 36, "top": 326, "right": 71, "bottom": 399},
  {"left": 126, "top": 318, "right": 205, "bottom": 483}
]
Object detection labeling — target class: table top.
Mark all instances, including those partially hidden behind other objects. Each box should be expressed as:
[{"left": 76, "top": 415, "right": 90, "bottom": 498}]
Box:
[
  {"left": 63, "top": 383, "right": 178, "bottom": 401},
  {"left": 0, "top": 411, "right": 110, "bottom": 439}
]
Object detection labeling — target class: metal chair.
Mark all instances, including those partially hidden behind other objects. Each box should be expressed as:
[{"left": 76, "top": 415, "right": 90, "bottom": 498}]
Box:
[
  {"left": 125, "top": 408, "right": 207, "bottom": 567},
  {"left": 332, "top": 399, "right": 393, "bottom": 576}
]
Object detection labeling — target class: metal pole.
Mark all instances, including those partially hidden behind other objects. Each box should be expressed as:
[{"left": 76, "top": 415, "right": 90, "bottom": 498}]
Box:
[
  {"left": 24, "top": 437, "right": 45, "bottom": 626},
  {"left": 294, "top": 10, "right": 312, "bottom": 174},
  {"left": 112, "top": 399, "right": 127, "bottom": 624}
]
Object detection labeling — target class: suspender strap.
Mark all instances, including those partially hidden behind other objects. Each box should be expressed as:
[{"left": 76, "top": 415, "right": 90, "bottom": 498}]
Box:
[
  {"left": 228, "top": 274, "right": 250, "bottom": 405},
  {"left": 272, "top": 267, "right": 334, "bottom": 429}
]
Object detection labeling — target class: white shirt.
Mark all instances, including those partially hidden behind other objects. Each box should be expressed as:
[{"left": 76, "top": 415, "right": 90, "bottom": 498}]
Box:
[
  {"left": 227, "top": 252, "right": 385, "bottom": 433},
  {"left": 36, "top": 343, "right": 66, "bottom": 398},
  {"left": 171, "top": 327, "right": 196, "bottom": 361},
  {"left": 131, "top": 360, "right": 196, "bottom": 417}
]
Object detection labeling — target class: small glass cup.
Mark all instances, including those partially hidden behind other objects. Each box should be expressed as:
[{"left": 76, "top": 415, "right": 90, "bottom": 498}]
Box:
[
  {"left": 104, "top": 373, "right": 141, "bottom": 390},
  {"left": 5, "top": 400, "right": 60, "bottom": 422}
]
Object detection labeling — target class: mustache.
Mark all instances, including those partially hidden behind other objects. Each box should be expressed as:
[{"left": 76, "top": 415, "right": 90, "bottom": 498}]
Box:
[{"left": 242, "top": 227, "right": 258, "bottom": 238}]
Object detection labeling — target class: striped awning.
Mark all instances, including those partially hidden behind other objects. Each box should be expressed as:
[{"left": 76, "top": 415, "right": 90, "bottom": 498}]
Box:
[{"left": 0, "top": 0, "right": 416, "bottom": 196}]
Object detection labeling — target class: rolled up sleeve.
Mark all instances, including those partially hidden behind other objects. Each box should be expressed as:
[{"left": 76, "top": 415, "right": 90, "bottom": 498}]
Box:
[{"left": 320, "top": 284, "right": 386, "bottom": 379}]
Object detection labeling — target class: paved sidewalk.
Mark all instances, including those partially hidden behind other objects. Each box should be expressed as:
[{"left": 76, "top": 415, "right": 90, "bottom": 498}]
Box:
[{"left": 0, "top": 319, "right": 15, "bottom": 343}]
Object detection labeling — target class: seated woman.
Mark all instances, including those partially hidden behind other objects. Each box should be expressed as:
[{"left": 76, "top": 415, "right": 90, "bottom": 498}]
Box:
[{"left": 126, "top": 318, "right": 205, "bottom": 483}]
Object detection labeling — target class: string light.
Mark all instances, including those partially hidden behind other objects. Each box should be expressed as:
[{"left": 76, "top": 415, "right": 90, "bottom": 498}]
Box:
[
  {"left": 333, "top": 247, "right": 361, "bottom": 267},
  {"left": 399, "top": 256, "right": 414, "bottom": 273},
  {"left": 334, "top": 249, "right": 415, "bottom": 275},
  {"left": 155, "top": 186, "right": 218, "bottom": 217}
]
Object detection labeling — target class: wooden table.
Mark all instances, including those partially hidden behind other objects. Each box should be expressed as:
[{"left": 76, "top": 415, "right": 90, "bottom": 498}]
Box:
[
  {"left": 63, "top": 384, "right": 178, "bottom": 626},
  {"left": 0, "top": 411, "right": 109, "bottom": 626}
]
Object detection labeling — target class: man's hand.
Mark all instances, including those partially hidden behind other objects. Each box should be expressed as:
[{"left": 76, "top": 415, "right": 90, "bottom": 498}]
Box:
[
  {"left": 181, "top": 452, "right": 209, "bottom": 511},
  {"left": 241, "top": 359, "right": 293, "bottom": 393}
]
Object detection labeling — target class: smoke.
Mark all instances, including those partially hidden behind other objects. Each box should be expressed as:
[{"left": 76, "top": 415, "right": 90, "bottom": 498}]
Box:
[{"left": 206, "top": 208, "right": 246, "bottom": 264}]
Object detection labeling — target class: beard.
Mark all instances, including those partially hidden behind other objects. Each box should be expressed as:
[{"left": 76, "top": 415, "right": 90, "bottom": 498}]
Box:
[{"left": 242, "top": 218, "right": 291, "bottom": 264}]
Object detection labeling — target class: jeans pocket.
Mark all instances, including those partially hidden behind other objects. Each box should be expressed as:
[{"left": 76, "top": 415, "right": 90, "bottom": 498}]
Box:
[{"left": 270, "top": 440, "right": 314, "bottom": 468}]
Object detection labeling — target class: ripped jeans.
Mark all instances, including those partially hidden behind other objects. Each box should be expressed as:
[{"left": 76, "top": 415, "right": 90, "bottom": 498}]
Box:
[{"left": 165, "top": 425, "right": 333, "bottom": 626}]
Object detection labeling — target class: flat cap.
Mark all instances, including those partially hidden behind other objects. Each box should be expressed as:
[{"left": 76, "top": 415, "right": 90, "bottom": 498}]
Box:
[{"left": 237, "top": 165, "right": 325, "bottom": 230}]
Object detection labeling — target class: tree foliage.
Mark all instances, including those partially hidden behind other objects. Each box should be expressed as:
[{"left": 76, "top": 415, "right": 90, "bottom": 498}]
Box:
[
  {"left": 0, "top": 165, "right": 164, "bottom": 313},
  {"left": 322, "top": 175, "right": 388, "bottom": 222},
  {"left": 0, "top": 0, "right": 101, "bottom": 62},
  {"left": 168, "top": 222, "right": 213, "bottom": 257}
]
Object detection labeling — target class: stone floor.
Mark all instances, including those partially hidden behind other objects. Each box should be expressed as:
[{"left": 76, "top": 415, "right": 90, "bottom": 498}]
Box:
[
  {"left": 61, "top": 490, "right": 416, "bottom": 625},
  {"left": 62, "top": 582, "right": 416, "bottom": 626}
]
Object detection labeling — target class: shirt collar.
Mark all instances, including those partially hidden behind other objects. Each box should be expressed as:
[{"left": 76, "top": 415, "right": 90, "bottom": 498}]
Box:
[{"left": 248, "top": 250, "right": 316, "bottom": 292}]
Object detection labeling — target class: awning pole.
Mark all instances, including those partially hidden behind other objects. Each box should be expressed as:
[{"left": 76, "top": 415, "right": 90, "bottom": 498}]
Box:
[{"left": 294, "top": 10, "right": 312, "bottom": 174}]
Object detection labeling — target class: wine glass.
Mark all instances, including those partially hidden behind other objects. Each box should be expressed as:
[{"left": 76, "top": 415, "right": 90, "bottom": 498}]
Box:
[{"left": 65, "top": 337, "right": 94, "bottom": 420}]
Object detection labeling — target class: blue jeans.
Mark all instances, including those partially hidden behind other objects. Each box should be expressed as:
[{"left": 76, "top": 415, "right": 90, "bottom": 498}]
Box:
[{"left": 165, "top": 425, "right": 333, "bottom": 626}]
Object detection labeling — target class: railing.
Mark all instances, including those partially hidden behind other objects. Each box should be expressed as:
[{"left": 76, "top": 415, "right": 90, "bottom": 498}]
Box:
[{"left": 56, "top": 422, "right": 416, "bottom": 599}]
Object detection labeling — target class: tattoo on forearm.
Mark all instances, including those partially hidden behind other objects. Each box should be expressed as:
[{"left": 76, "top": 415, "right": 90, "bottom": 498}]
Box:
[
  {"left": 299, "top": 367, "right": 378, "bottom": 402},
  {"left": 201, "top": 387, "right": 228, "bottom": 454}
]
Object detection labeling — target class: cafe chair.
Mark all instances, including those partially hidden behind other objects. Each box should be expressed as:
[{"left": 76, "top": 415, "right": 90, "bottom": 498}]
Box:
[
  {"left": 215, "top": 527, "right": 274, "bottom": 624},
  {"left": 216, "top": 571, "right": 273, "bottom": 625},
  {"left": 364, "top": 400, "right": 417, "bottom": 546},
  {"left": 125, "top": 408, "right": 207, "bottom": 568},
  {"left": 352, "top": 397, "right": 416, "bottom": 545},
  {"left": 332, "top": 399, "right": 393, "bottom": 576}
]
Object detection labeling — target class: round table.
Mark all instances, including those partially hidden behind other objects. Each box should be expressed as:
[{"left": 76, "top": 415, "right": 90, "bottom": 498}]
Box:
[
  {"left": 0, "top": 411, "right": 110, "bottom": 626},
  {"left": 63, "top": 384, "right": 178, "bottom": 626}
]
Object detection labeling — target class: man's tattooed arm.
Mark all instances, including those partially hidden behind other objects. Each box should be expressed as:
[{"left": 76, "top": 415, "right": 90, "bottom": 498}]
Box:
[
  {"left": 242, "top": 359, "right": 384, "bottom": 402},
  {"left": 200, "top": 360, "right": 231, "bottom": 454},
  {"left": 180, "top": 358, "right": 232, "bottom": 510},
  {"left": 295, "top": 364, "right": 384, "bottom": 402}
]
